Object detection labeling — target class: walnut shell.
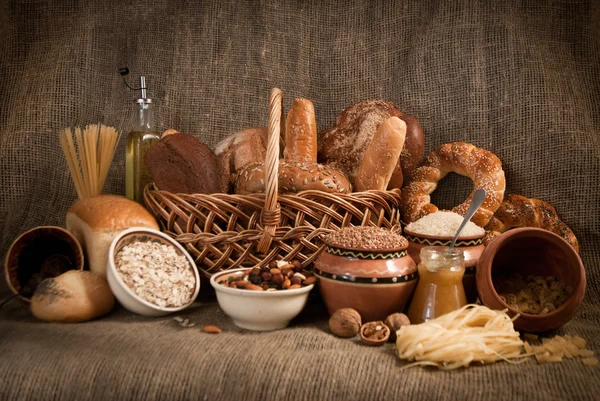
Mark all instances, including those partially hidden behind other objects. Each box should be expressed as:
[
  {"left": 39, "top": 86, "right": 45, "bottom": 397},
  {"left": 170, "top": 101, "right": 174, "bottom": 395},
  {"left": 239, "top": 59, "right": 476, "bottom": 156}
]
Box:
[
  {"left": 360, "top": 321, "right": 390, "bottom": 346},
  {"left": 384, "top": 313, "right": 410, "bottom": 342},
  {"left": 329, "top": 308, "right": 362, "bottom": 338}
]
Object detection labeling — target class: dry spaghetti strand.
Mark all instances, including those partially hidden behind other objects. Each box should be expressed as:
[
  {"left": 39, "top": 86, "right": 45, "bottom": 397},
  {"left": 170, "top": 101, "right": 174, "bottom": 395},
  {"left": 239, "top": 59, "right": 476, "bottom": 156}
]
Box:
[
  {"left": 395, "top": 304, "right": 527, "bottom": 370},
  {"left": 59, "top": 124, "right": 120, "bottom": 199}
]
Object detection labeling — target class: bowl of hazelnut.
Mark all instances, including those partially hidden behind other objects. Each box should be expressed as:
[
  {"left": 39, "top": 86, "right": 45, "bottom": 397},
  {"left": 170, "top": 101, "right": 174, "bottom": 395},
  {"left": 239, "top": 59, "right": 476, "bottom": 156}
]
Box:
[
  {"left": 476, "top": 227, "right": 585, "bottom": 333},
  {"left": 210, "top": 261, "right": 316, "bottom": 331},
  {"left": 403, "top": 211, "right": 486, "bottom": 303},
  {"left": 313, "top": 226, "right": 417, "bottom": 322}
]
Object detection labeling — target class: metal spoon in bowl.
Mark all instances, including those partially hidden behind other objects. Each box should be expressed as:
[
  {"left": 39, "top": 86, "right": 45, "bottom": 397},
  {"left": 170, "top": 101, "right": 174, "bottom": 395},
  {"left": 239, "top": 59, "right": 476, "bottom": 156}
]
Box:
[{"left": 449, "top": 188, "right": 487, "bottom": 253}]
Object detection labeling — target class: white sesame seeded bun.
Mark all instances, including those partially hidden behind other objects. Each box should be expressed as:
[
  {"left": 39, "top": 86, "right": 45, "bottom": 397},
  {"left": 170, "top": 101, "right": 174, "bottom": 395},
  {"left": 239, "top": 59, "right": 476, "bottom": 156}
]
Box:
[{"left": 233, "top": 160, "right": 352, "bottom": 195}]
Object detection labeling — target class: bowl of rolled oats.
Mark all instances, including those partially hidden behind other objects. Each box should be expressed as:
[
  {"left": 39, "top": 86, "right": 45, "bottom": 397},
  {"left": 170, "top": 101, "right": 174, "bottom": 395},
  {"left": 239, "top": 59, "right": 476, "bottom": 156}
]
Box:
[{"left": 107, "top": 227, "right": 200, "bottom": 317}]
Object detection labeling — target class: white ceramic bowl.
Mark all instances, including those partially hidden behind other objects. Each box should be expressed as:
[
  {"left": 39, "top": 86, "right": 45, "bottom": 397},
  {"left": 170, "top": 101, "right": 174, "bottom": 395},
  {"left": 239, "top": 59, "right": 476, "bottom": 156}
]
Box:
[
  {"left": 210, "top": 268, "right": 314, "bottom": 331},
  {"left": 107, "top": 227, "right": 200, "bottom": 317}
]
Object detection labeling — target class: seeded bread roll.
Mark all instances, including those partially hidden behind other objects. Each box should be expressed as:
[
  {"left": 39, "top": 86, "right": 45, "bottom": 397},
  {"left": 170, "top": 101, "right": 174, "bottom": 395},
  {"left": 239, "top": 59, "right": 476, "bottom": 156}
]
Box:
[
  {"left": 144, "top": 133, "right": 228, "bottom": 194},
  {"left": 284, "top": 98, "right": 318, "bottom": 163},
  {"left": 234, "top": 160, "right": 352, "bottom": 195},
  {"left": 318, "top": 100, "right": 424, "bottom": 189},
  {"left": 355, "top": 116, "right": 407, "bottom": 191}
]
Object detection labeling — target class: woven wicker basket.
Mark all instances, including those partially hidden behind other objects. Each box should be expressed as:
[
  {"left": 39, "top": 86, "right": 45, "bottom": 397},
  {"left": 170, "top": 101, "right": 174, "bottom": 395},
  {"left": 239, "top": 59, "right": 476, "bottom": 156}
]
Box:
[{"left": 144, "top": 88, "right": 402, "bottom": 278}]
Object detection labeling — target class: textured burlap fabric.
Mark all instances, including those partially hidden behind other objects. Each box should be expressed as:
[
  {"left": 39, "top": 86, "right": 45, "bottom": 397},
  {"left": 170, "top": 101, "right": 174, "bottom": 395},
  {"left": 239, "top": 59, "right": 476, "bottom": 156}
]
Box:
[{"left": 1, "top": 0, "right": 599, "bottom": 400}]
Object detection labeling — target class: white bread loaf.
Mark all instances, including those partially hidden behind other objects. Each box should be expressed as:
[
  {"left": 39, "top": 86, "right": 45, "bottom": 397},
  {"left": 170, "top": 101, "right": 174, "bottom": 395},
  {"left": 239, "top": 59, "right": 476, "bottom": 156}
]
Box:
[
  {"left": 355, "top": 116, "right": 407, "bottom": 191},
  {"left": 66, "top": 195, "right": 159, "bottom": 277},
  {"left": 30, "top": 270, "right": 115, "bottom": 323}
]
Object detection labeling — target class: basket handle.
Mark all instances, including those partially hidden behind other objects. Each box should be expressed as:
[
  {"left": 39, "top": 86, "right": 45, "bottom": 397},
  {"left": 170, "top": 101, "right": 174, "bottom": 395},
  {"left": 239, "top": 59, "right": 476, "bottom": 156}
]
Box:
[{"left": 257, "top": 88, "right": 283, "bottom": 254}]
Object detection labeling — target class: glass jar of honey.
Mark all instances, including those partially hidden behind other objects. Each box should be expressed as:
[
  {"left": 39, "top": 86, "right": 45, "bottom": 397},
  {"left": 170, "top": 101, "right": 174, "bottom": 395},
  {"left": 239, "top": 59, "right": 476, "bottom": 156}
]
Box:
[{"left": 407, "top": 246, "right": 467, "bottom": 324}]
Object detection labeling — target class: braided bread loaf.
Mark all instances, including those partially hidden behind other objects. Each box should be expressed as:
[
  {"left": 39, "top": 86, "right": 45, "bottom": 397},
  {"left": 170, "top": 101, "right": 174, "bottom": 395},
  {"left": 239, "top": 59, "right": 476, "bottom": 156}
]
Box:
[
  {"left": 401, "top": 142, "right": 506, "bottom": 226},
  {"left": 484, "top": 194, "right": 579, "bottom": 253}
]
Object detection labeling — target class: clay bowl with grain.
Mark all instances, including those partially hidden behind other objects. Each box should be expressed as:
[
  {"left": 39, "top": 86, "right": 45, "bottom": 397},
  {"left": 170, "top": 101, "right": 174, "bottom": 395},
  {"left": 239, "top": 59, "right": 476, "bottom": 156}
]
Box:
[
  {"left": 313, "top": 228, "right": 418, "bottom": 322},
  {"left": 107, "top": 227, "right": 200, "bottom": 317},
  {"left": 403, "top": 228, "right": 485, "bottom": 304},
  {"left": 210, "top": 267, "right": 315, "bottom": 331},
  {"left": 476, "top": 227, "right": 585, "bottom": 333}
]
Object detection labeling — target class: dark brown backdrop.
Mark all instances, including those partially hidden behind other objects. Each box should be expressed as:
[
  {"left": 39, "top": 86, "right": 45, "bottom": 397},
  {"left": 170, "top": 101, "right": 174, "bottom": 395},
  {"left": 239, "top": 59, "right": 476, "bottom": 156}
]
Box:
[{"left": 1, "top": 1, "right": 599, "bottom": 400}]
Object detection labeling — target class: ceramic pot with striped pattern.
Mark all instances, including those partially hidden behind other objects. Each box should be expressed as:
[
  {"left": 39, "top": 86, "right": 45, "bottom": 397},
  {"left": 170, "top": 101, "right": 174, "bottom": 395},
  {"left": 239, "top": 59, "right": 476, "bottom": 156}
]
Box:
[{"left": 314, "top": 240, "right": 417, "bottom": 322}]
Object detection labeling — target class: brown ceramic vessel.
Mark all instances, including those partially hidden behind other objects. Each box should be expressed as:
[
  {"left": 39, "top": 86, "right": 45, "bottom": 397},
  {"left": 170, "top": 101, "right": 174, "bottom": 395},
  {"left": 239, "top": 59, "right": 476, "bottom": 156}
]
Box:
[
  {"left": 4, "top": 226, "right": 85, "bottom": 302},
  {"left": 404, "top": 228, "right": 484, "bottom": 303},
  {"left": 476, "top": 227, "right": 585, "bottom": 333},
  {"left": 314, "top": 241, "right": 417, "bottom": 322}
]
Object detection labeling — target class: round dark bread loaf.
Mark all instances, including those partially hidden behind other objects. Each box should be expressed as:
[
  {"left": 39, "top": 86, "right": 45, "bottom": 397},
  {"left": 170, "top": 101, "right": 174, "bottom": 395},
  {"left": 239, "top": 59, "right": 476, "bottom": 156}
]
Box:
[
  {"left": 144, "top": 133, "right": 228, "bottom": 194},
  {"left": 234, "top": 160, "right": 352, "bottom": 195}
]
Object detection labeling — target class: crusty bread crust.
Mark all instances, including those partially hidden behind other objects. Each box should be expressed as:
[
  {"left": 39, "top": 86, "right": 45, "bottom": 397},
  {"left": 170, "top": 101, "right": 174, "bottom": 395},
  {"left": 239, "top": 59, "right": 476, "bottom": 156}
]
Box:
[
  {"left": 355, "top": 116, "right": 407, "bottom": 191},
  {"left": 145, "top": 133, "right": 228, "bottom": 194},
  {"left": 66, "top": 195, "right": 159, "bottom": 277},
  {"left": 234, "top": 160, "right": 352, "bottom": 195},
  {"left": 484, "top": 194, "right": 579, "bottom": 253},
  {"left": 318, "top": 100, "right": 424, "bottom": 189},
  {"left": 401, "top": 142, "right": 506, "bottom": 227},
  {"left": 284, "top": 98, "right": 318, "bottom": 163}
]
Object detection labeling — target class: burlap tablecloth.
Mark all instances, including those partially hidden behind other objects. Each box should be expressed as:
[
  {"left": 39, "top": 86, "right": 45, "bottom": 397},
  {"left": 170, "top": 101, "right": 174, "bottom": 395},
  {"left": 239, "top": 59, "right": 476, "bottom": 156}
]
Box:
[{"left": 1, "top": 1, "right": 599, "bottom": 400}]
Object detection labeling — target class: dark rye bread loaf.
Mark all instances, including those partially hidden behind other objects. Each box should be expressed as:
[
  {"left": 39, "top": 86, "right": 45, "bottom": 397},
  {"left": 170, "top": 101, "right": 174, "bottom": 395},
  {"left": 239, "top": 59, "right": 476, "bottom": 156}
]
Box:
[{"left": 144, "top": 133, "right": 228, "bottom": 194}]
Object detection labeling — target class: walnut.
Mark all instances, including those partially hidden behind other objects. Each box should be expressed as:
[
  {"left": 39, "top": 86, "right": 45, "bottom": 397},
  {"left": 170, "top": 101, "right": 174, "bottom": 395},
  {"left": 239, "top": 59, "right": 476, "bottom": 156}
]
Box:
[
  {"left": 384, "top": 313, "right": 410, "bottom": 342},
  {"left": 360, "top": 321, "right": 390, "bottom": 346},
  {"left": 329, "top": 308, "right": 362, "bottom": 338}
]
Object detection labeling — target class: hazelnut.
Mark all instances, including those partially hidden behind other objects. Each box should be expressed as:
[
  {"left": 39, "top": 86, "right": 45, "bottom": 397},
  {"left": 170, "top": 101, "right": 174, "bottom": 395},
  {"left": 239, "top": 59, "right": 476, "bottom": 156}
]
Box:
[
  {"left": 384, "top": 313, "right": 410, "bottom": 342},
  {"left": 329, "top": 308, "right": 362, "bottom": 338},
  {"left": 360, "top": 321, "right": 390, "bottom": 346}
]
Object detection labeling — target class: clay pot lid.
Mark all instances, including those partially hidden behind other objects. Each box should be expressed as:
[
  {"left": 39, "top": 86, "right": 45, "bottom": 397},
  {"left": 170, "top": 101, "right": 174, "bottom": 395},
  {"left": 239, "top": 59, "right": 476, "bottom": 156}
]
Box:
[{"left": 4, "top": 226, "right": 84, "bottom": 302}]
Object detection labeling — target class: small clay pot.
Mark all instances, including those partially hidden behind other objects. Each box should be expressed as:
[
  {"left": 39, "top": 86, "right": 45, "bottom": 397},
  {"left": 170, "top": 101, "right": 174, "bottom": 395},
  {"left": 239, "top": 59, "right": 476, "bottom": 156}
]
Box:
[
  {"left": 404, "top": 229, "right": 484, "bottom": 303},
  {"left": 314, "top": 241, "right": 417, "bottom": 322},
  {"left": 4, "top": 226, "right": 84, "bottom": 302},
  {"left": 476, "top": 227, "right": 585, "bottom": 333}
]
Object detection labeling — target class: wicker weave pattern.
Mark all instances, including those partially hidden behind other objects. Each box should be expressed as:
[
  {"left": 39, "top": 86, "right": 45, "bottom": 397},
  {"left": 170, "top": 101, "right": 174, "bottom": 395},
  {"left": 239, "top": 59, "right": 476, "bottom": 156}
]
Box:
[
  {"left": 144, "top": 187, "right": 402, "bottom": 276},
  {"left": 144, "top": 87, "right": 403, "bottom": 277}
]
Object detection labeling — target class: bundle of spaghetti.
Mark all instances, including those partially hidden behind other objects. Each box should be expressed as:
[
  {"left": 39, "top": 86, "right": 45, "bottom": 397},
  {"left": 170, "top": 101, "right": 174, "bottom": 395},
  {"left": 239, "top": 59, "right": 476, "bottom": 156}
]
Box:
[
  {"left": 396, "top": 304, "right": 526, "bottom": 370},
  {"left": 59, "top": 124, "right": 120, "bottom": 199}
]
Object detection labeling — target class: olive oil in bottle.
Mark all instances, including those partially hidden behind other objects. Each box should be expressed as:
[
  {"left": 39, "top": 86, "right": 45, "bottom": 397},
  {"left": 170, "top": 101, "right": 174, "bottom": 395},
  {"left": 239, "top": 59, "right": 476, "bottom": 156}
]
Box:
[{"left": 125, "top": 76, "right": 160, "bottom": 203}]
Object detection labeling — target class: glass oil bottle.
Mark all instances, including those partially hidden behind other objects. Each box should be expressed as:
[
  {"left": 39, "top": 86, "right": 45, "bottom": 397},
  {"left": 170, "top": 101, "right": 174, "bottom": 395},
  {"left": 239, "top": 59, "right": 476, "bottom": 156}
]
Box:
[{"left": 125, "top": 76, "right": 160, "bottom": 203}]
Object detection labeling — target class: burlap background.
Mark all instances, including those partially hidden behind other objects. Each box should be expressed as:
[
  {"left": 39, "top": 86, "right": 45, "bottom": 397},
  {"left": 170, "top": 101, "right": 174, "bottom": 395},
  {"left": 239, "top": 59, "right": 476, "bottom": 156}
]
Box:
[{"left": 1, "top": 0, "right": 599, "bottom": 400}]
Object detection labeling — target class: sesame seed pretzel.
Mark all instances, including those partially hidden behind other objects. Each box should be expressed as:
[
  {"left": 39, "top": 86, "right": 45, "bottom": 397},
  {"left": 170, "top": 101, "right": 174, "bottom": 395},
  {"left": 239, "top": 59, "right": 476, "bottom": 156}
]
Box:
[{"left": 400, "top": 142, "right": 506, "bottom": 227}]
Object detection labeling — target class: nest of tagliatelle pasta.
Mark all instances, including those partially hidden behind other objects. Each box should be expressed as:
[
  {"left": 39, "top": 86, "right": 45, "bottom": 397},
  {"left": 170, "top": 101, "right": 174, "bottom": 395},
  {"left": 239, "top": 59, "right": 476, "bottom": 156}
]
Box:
[{"left": 394, "top": 304, "right": 598, "bottom": 370}]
